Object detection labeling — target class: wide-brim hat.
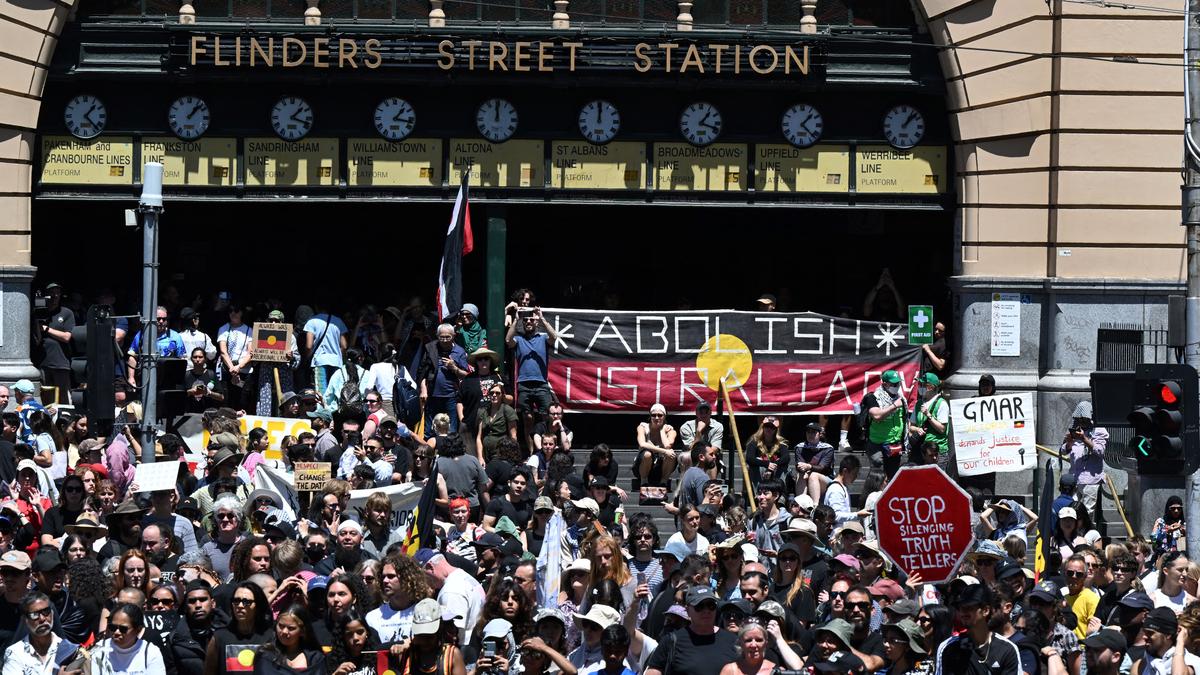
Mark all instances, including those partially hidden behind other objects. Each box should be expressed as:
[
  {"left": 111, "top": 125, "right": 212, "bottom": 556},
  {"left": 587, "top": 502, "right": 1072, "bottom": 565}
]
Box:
[
  {"left": 65, "top": 517, "right": 108, "bottom": 536},
  {"left": 468, "top": 347, "right": 500, "bottom": 367},
  {"left": 883, "top": 620, "right": 927, "bottom": 654},
  {"left": 106, "top": 500, "right": 148, "bottom": 527},
  {"left": 211, "top": 448, "right": 244, "bottom": 469}
]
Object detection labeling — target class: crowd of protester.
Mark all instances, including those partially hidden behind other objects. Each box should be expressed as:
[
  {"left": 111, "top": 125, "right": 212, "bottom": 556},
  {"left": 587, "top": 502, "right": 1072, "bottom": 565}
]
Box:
[{"left": 0, "top": 284, "right": 1193, "bottom": 675}]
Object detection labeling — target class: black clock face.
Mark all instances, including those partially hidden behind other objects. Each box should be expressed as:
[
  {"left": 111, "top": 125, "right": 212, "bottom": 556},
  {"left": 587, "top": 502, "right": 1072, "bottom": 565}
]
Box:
[{"left": 64, "top": 94, "right": 107, "bottom": 139}]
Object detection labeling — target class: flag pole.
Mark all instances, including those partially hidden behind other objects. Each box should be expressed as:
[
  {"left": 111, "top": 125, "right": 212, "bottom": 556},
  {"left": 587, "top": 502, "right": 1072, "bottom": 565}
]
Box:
[{"left": 720, "top": 381, "right": 757, "bottom": 512}]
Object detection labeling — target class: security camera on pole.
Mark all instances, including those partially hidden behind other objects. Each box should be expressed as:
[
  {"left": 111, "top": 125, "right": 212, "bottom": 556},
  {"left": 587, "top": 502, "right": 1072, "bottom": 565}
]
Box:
[{"left": 137, "top": 162, "right": 163, "bottom": 464}]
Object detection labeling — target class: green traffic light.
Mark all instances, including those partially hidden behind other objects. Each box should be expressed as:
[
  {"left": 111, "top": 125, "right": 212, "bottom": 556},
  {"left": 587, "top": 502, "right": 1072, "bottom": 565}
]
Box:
[{"left": 1136, "top": 436, "right": 1150, "bottom": 456}]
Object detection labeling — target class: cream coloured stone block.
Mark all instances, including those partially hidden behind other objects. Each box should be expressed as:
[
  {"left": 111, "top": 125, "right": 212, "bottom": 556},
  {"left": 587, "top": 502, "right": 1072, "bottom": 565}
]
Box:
[
  {"left": 1056, "top": 169, "right": 1179, "bottom": 206},
  {"left": 1057, "top": 94, "right": 1181, "bottom": 132},
  {"left": 917, "top": 0, "right": 980, "bottom": 21},
  {"left": 1060, "top": 18, "right": 1183, "bottom": 55},
  {"left": 0, "top": 55, "right": 38, "bottom": 96},
  {"left": 0, "top": 17, "right": 52, "bottom": 62},
  {"left": 1060, "top": 0, "right": 1182, "bottom": 18},
  {"left": 955, "top": 59, "right": 1052, "bottom": 109},
  {"left": 952, "top": 96, "right": 1052, "bottom": 141},
  {"left": 957, "top": 134, "right": 1051, "bottom": 173},
  {"left": 946, "top": 20, "right": 1052, "bottom": 78},
  {"left": 1056, "top": 208, "right": 1183, "bottom": 245},
  {"left": 0, "top": 90, "right": 40, "bottom": 130},
  {"left": 970, "top": 207, "right": 1049, "bottom": 243},
  {"left": 961, "top": 245, "right": 1049, "bottom": 278},
  {"left": 927, "top": 0, "right": 1048, "bottom": 42},
  {"left": 1053, "top": 246, "right": 1184, "bottom": 281},
  {"left": 0, "top": 161, "right": 32, "bottom": 194},
  {"left": 0, "top": 0, "right": 71, "bottom": 33},
  {"left": 0, "top": 128, "right": 34, "bottom": 162},
  {"left": 0, "top": 196, "right": 31, "bottom": 230},
  {"left": 972, "top": 169, "right": 1050, "bottom": 206},
  {"left": 1059, "top": 57, "right": 1183, "bottom": 93},
  {"left": 1056, "top": 132, "right": 1180, "bottom": 169}
]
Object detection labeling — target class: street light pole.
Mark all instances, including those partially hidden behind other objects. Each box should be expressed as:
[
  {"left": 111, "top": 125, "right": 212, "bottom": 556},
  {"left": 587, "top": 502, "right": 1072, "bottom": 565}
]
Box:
[
  {"left": 138, "top": 162, "right": 163, "bottom": 465},
  {"left": 1182, "top": 0, "right": 1200, "bottom": 554}
]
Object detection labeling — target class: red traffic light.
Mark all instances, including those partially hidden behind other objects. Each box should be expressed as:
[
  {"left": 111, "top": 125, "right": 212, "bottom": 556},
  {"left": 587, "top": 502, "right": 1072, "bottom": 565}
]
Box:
[{"left": 1160, "top": 381, "right": 1182, "bottom": 406}]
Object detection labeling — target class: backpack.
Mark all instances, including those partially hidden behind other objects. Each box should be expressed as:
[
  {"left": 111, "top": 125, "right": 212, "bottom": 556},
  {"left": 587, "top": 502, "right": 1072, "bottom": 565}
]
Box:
[
  {"left": 857, "top": 392, "right": 878, "bottom": 441},
  {"left": 393, "top": 365, "right": 421, "bottom": 427},
  {"left": 340, "top": 363, "right": 363, "bottom": 413}
]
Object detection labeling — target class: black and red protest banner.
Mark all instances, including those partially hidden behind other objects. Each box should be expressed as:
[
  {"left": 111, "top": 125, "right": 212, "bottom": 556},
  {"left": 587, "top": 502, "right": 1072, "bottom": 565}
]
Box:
[{"left": 543, "top": 308, "right": 922, "bottom": 415}]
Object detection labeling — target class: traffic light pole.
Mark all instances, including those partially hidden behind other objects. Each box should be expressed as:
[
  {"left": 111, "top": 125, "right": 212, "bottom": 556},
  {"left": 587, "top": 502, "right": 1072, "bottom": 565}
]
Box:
[
  {"left": 137, "top": 163, "right": 163, "bottom": 465},
  {"left": 1183, "top": 0, "right": 1200, "bottom": 555}
]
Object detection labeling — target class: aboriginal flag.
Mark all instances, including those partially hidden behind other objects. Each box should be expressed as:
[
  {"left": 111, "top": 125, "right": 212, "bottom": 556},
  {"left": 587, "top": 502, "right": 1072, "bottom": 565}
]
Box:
[
  {"left": 256, "top": 328, "right": 288, "bottom": 354},
  {"left": 225, "top": 644, "right": 258, "bottom": 672},
  {"left": 1034, "top": 458, "right": 1054, "bottom": 579},
  {"left": 435, "top": 172, "right": 474, "bottom": 322},
  {"left": 401, "top": 460, "right": 439, "bottom": 555}
]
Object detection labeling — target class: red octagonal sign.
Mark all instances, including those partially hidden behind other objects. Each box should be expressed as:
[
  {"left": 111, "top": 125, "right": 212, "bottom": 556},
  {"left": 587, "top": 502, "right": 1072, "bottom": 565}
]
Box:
[{"left": 874, "top": 465, "right": 975, "bottom": 584}]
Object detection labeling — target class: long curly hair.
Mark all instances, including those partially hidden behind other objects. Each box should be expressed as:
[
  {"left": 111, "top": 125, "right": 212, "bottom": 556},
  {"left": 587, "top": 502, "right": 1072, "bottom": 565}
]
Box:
[
  {"left": 474, "top": 577, "right": 534, "bottom": 644},
  {"left": 328, "top": 608, "right": 381, "bottom": 667},
  {"left": 228, "top": 536, "right": 270, "bottom": 583},
  {"left": 68, "top": 557, "right": 111, "bottom": 605},
  {"left": 326, "top": 573, "right": 370, "bottom": 622},
  {"left": 382, "top": 554, "right": 431, "bottom": 609}
]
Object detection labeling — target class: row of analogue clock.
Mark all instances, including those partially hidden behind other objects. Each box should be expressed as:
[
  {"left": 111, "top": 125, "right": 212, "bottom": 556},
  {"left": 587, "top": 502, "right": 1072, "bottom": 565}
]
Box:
[{"left": 63, "top": 93, "right": 928, "bottom": 149}]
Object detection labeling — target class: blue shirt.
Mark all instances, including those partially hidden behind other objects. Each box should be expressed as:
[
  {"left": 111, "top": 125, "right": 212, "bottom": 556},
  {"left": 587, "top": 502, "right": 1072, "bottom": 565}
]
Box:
[
  {"left": 128, "top": 329, "right": 186, "bottom": 357},
  {"left": 514, "top": 333, "right": 549, "bottom": 384},
  {"left": 432, "top": 345, "right": 468, "bottom": 398},
  {"left": 303, "top": 314, "right": 348, "bottom": 368}
]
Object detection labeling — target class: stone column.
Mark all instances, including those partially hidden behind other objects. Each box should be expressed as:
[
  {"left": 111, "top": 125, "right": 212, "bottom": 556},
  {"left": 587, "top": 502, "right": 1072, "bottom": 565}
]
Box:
[
  {"left": 429, "top": 0, "right": 445, "bottom": 27},
  {"left": 676, "top": 0, "right": 692, "bottom": 30},
  {"left": 799, "top": 0, "right": 815, "bottom": 33},
  {"left": 0, "top": 267, "right": 45, "bottom": 387},
  {"left": 551, "top": 0, "right": 569, "bottom": 28}
]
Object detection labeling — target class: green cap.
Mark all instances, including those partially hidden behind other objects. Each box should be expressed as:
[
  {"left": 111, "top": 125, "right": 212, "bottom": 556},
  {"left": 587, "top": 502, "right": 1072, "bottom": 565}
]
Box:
[
  {"left": 881, "top": 370, "right": 902, "bottom": 384},
  {"left": 918, "top": 372, "right": 941, "bottom": 387}
]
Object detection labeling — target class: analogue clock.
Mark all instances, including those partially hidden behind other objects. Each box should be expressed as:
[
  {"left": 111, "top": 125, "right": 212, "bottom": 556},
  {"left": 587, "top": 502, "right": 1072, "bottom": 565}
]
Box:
[
  {"left": 679, "top": 102, "right": 722, "bottom": 146},
  {"left": 883, "top": 104, "right": 925, "bottom": 149},
  {"left": 476, "top": 98, "right": 518, "bottom": 143},
  {"left": 374, "top": 97, "right": 416, "bottom": 141},
  {"left": 578, "top": 100, "right": 620, "bottom": 144},
  {"left": 781, "top": 103, "right": 823, "bottom": 148},
  {"left": 167, "top": 95, "right": 211, "bottom": 140},
  {"left": 271, "top": 96, "right": 314, "bottom": 141},
  {"left": 64, "top": 94, "right": 107, "bottom": 139}
]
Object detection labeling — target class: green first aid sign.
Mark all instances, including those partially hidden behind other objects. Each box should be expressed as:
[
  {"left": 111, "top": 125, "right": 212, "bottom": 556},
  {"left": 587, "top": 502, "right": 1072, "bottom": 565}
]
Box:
[{"left": 908, "top": 305, "right": 934, "bottom": 345}]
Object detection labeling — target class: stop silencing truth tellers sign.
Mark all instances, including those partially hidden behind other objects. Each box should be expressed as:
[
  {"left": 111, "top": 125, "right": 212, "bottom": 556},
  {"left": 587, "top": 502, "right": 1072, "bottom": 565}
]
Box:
[{"left": 874, "top": 465, "right": 975, "bottom": 584}]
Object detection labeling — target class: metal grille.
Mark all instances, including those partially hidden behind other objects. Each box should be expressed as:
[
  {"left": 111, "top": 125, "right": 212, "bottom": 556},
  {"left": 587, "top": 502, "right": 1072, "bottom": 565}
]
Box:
[{"left": 1095, "top": 323, "right": 1173, "bottom": 470}]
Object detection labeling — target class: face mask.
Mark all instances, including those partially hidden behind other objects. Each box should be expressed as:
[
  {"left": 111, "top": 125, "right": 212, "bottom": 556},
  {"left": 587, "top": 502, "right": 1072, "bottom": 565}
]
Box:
[{"left": 883, "top": 383, "right": 899, "bottom": 396}]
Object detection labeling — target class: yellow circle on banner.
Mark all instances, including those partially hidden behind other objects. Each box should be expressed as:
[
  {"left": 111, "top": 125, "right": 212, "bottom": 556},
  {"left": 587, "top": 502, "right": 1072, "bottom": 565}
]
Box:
[
  {"left": 238, "top": 650, "right": 255, "bottom": 666},
  {"left": 696, "top": 334, "right": 752, "bottom": 392},
  {"left": 383, "top": 670, "right": 397, "bottom": 675},
  {"left": 266, "top": 335, "right": 277, "bottom": 346}
]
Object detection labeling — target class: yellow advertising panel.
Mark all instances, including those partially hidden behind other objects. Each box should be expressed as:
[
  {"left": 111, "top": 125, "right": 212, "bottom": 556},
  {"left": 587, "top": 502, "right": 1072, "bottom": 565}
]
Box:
[
  {"left": 754, "top": 144, "right": 849, "bottom": 193},
  {"left": 40, "top": 136, "right": 134, "bottom": 185},
  {"left": 245, "top": 137, "right": 339, "bottom": 186},
  {"left": 652, "top": 143, "right": 747, "bottom": 191},
  {"left": 347, "top": 138, "right": 443, "bottom": 187},
  {"left": 140, "top": 137, "right": 237, "bottom": 186},
  {"left": 448, "top": 139, "right": 543, "bottom": 188},
  {"left": 855, "top": 145, "right": 946, "bottom": 194},
  {"left": 550, "top": 141, "right": 646, "bottom": 189}
]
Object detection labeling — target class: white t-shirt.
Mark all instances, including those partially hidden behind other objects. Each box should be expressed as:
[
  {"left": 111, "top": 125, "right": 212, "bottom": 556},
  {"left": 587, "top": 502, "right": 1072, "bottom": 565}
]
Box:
[
  {"left": 366, "top": 602, "right": 416, "bottom": 644},
  {"left": 1152, "top": 588, "right": 1191, "bottom": 612},
  {"left": 665, "top": 531, "right": 709, "bottom": 557},
  {"left": 217, "top": 323, "right": 253, "bottom": 377},
  {"left": 1147, "top": 647, "right": 1200, "bottom": 675},
  {"left": 439, "top": 567, "right": 487, "bottom": 647},
  {"left": 365, "top": 362, "right": 400, "bottom": 401}
]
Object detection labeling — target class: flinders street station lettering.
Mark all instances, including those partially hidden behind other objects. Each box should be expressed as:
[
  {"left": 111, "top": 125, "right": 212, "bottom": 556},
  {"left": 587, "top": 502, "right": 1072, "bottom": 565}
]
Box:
[{"left": 186, "top": 35, "right": 813, "bottom": 76}]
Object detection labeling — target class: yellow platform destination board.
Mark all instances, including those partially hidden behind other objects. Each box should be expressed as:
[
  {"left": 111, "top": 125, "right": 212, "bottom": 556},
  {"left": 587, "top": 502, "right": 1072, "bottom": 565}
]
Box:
[
  {"left": 448, "top": 139, "right": 543, "bottom": 188},
  {"left": 855, "top": 145, "right": 946, "bottom": 194},
  {"left": 755, "top": 144, "right": 850, "bottom": 193},
  {"left": 653, "top": 143, "right": 747, "bottom": 191},
  {"left": 140, "top": 137, "right": 237, "bottom": 186},
  {"left": 40, "top": 136, "right": 134, "bottom": 185},
  {"left": 245, "top": 137, "right": 339, "bottom": 187},
  {"left": 347, "top": 138, "right": 443, "bottom": 187},
  {"left": 550, "top": 141, "right": 646, "bottom": 189}
]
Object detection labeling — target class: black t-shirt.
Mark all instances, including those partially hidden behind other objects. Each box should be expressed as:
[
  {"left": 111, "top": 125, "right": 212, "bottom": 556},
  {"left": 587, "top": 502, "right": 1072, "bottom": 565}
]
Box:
[
  {"left": 460, "top": 374, "right": 500, "bottom": 433},
  {"left": 0, "top": 439, "right": 15, "bottom": 486},
  {"left": 646, "top": 628, "right": 738, "bottom": 675},
  {"left": 41, "top": 506, "right": 81, "bottom": 540},
  {"left": 936, "top": 634, "right": 1022, "bottom": 675},
  {"left": 922, "top": 336, "right": 949, "bottom": 376},
  {"left": 854, "top": 631, "right": 887, "bottom": 661},
  {"left": 39, "top": 306, "right": 75, "bottom": 369},
  {"left": 388, "top": 444, "right": 411, "bottom": 478},
  {"left": 596, "top": 494, "right": 622, "bottom": 532},
  {"left": 486, "top": 460, "right": 515, "bottom": 499},
  {"left": 484, "top": 496, "right": 533, "bottom": 529},
  {"left": 582, "top": 460, "right": 620, "bottom": 488},
  {"left": 184, "top": 368, "right": 221, "bottom": 413}
]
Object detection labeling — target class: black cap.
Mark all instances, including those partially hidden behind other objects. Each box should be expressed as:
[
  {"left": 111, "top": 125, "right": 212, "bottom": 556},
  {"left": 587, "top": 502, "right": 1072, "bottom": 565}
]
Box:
[
  {"left": 589, "top": 476, "right": 609, "bottom": 490},
  {"left": 719, "top": 598, "right": 753, "bottom": 616},
  {"left": 1144, "top": 607, "right": 1179, "bottom": 635},
  {"left": 1118, "top": 591, "right": 1153, "bottom": 610},
  {"left": 994, "top": 557, "right": 1025, "bottom": 580},
  {"left": 698, "top": 504, "right": 719, "bottom": 518},
  {"left": 814, "top": 652, "right": 865, "bottom": 674},
  {"left": 1084, "top": 629, "right": 1128, "bottom": 654},
  {"left": 806, "top": 422, "right": 823, "bottom": 432},
  {"left": 33, "top": 548, "right": 66, "bottom": 572},
  {"left": 178, "top": 497, "right": 200, "bottom": 515},
  {"left": 180, "top": 307, "right": 196, "bottom": 320}
]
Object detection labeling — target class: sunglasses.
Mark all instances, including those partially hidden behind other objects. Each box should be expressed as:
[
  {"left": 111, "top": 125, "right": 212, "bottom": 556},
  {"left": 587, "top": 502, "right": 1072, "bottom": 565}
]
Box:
[
  {"left": 694, "top": 602, "right": 718, "bottom": 612},
  {"left": 150, "top": 597, "right": 175, "bottom": 607},
  {"left": 111, "top": 623, "right": 135, "bottom": 634},
  {"left": 846, "top": 601, "right": 872, "bottom": 612},
  {"left": 829, "top": 591, "right": 848, "bottom": 600},
  {"left": 216, "top": 512, "right": 237, "bottom": 521},
  {"left": 231, "top": 597, "right": 255, "bottom": 606},
  {"left": 1112, "top": 566, "right": 1136, "bottom": 573},
  {"left": 1065, "top": 571, "right": 1087, "bottom": 579},
  {"left": 25, "top": 607, "right": 52, "bottom": 620}
]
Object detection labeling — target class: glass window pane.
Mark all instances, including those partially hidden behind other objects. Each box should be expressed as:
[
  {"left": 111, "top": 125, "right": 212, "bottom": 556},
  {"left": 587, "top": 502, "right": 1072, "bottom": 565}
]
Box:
[
  {"left": 641, "top": 0, "right": 673, "bottom": 24},
  {"left": 765, "top": 0, "right": 798, "bottom": 25}
]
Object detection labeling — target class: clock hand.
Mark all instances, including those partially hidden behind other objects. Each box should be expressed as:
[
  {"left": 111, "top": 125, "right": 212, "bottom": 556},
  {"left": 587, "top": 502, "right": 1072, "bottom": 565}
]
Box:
[
  {"left": 903, "top": 111, "right": 917, "bottom": 127},
  {"left": 800, "top": 112, "right": 814, "bottom": 126},
  {"left": 396, "top": 116, "right": 414, "bottom": 125},
  {"left": 187, "top": 104, "right": 201, "bottom": 120},
  {"left": 493, "top": 104, "right": 500, "bottom": 123},
  {"left": 83, "top": 104, "right": 98, "bottom": 126},
  {"left": 595, "top": 105, "right": 602, "bottom": 124}
]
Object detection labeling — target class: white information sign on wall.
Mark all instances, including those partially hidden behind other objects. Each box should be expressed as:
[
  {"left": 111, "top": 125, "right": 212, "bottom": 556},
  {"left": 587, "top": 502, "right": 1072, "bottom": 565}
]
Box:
[{"left": 991, "top": 293, "right": 1021, "bottom": 357}]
